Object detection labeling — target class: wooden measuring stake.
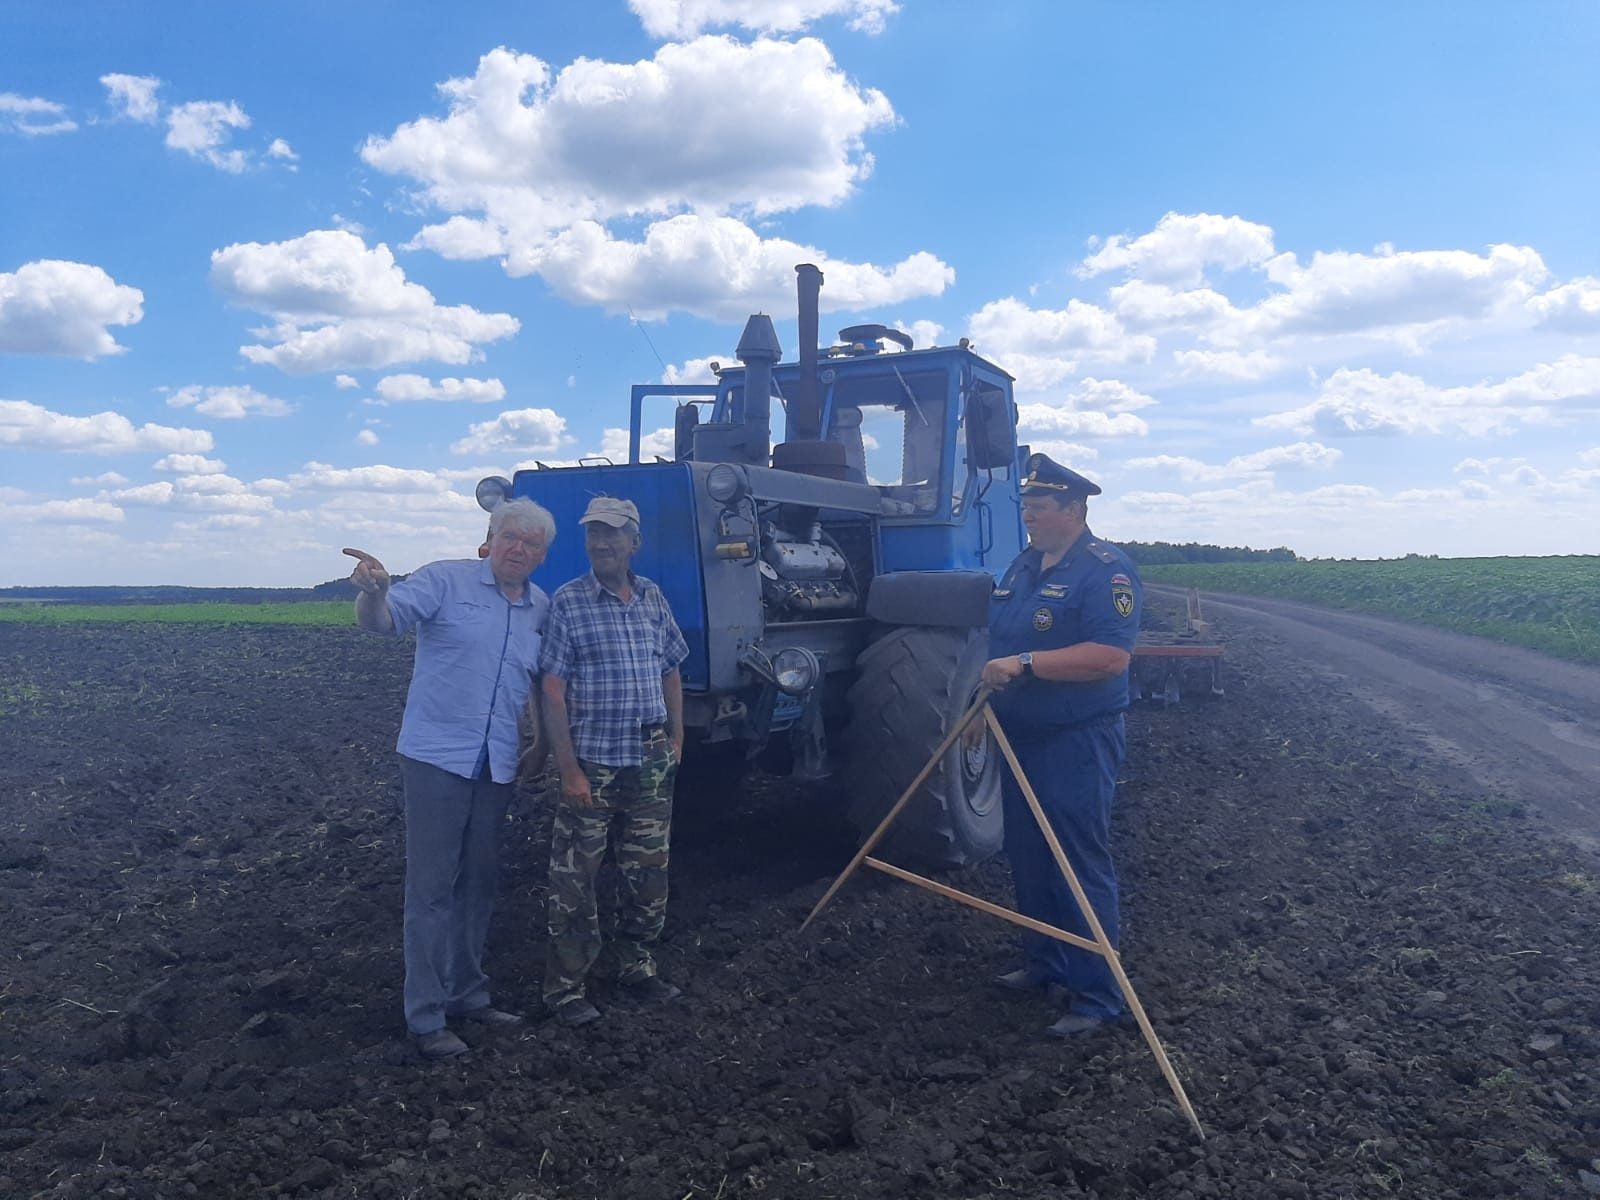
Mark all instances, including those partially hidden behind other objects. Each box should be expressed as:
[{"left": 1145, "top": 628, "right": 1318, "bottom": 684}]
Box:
[
  {"left": 800, "top": 686, "right": 992, "bottom": 933},
  {"left": 801, "top": 696, "right": 1204, "bottom": 1139},
  {"left": 984, "top": 708, "right": 1204, "bottom": 1139}
]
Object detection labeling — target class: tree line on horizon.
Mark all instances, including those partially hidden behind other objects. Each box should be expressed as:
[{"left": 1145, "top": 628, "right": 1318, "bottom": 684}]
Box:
[{"left": 1121, "top": 541, "right": 1299, "bottom": 565}]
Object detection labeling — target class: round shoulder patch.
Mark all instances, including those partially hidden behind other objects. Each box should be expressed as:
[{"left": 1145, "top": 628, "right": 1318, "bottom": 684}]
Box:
[{"left": 1032, "top": 607, "right": 1053, "bottom": 631}]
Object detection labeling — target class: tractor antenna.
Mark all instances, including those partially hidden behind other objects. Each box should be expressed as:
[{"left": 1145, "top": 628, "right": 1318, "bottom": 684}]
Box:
[{"left": 627, "top": 303, "right": 668, "bottom": 373}]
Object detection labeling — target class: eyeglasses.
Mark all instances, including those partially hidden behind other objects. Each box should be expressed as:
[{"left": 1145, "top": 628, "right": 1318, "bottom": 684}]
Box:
[{"left": 495, "top": 532, "right": 546, "bottom": 550}]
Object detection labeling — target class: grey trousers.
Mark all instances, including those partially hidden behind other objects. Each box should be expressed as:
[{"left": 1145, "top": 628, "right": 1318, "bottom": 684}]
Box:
[{"left": 398, "top": 755, "right": 512, "bottom": 1035}]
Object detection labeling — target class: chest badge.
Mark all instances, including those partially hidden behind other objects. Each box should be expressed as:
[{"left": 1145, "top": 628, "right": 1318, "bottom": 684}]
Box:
[
  {"left": 1039, "top": 585, "right": 1067, "bottom": 599},
  {"left": 1032, "top": 607, "right": 1054, "bottom": 632},
  {"left": 992, "top": 587, "right": 1012, "bottom": 599}
]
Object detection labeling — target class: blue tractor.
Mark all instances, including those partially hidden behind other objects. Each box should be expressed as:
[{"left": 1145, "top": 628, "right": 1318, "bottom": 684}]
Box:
[{"left": 478, "top": 265, "right": 1027, "bottom": 866}]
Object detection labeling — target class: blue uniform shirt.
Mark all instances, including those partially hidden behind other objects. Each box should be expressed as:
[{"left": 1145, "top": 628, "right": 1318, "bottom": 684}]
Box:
[
  {"left": 385, "top": 558, "right": 549, "bottom": 784},
  {"left": 987, "top": 529, "right": 1142, "bottom": 734}
]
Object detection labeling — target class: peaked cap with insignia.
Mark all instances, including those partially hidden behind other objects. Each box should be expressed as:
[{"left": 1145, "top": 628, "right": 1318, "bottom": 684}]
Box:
[{"left": 1020, "top": 453, "right": 1102, "bottom": 499}]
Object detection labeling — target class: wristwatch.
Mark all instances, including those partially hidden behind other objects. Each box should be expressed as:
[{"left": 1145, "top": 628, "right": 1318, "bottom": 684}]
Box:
[{"left": 1017, "top": 652, "right": 1034, "bottom": 677}]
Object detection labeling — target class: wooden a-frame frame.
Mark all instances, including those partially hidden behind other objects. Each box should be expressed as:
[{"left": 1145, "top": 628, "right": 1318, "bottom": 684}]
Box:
[{"left": 801, "top": 690, "right": 1204, "bottom": 1139}]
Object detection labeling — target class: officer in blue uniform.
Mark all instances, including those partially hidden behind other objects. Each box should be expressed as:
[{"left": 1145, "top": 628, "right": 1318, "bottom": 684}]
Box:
[{"left": 982, "top": 453, "right": 1142, "bottom": 1037}]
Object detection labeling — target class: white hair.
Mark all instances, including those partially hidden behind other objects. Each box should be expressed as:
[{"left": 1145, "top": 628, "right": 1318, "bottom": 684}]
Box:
[{"left": 489, "top": 497, "right": 556, "bottom": 544}]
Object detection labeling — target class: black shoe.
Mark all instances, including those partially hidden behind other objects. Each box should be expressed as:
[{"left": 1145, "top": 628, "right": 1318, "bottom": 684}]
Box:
[
  {"left": 550, "top": 997, "right": 601, "bottom": 1027},
  {"left": 1045, "top": 1012, "right": 1118, "bottom": 1039},
  {"left": 457, "top": 1006, "right": 524, "bottom": 1028},
  {"left": 414, "top": 1029, "right": 469, "bottom": 1059},
  {"left": 618, "top": 974, "right": 681, "bottom": 1003}
]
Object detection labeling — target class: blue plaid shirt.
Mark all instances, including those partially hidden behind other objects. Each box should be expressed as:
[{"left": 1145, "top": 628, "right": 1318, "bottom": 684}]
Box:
[{"left": 540, "top": 570, "right": 689, "bottom": 767}]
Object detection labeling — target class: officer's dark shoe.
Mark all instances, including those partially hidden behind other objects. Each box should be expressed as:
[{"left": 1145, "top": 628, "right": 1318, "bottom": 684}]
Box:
[
  {"left": 1045, "top": 1012, "right": 1121, "bottom": 1039},
  {"left": 991, "top": 968, "right": 1050, "bottom": 994},
  {"left": 458, "top": 1006, "right": 524, "bottom": 1028},
  {"left": 618, "top": 974, "right": 682, "bottom": 1004},
  {"left": 551, "top": 997, "right": 601, "bottom": 1028},
  {"left": 414, "top": 1029, "right": 469, "bottom": 1059}
]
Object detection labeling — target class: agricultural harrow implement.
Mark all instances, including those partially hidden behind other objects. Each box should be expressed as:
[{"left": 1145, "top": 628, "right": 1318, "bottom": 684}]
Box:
[{"left": 1133, "top": 587, "right": 1224, "bottom": 705}]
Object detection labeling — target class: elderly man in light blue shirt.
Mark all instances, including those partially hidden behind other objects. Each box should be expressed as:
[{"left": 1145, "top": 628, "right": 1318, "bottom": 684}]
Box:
[{"left": 345, "top": 496, "right": 555, "bottom": 1060}]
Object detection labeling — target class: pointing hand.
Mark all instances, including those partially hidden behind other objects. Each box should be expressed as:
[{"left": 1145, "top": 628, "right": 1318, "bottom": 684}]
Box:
[{"left": 342, "top": 547, "right": 390, "bottom": 596}]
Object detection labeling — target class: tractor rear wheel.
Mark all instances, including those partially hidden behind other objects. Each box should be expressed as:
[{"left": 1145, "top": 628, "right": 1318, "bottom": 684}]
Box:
[{"left": 842, "top": 626, "right": 1003, "bottom": 868}]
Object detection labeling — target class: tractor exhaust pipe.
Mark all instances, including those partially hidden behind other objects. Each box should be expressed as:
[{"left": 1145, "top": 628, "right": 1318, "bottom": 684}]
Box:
[
  {"left": 793, "top": 263, "right": 824, "bottom": 441},
  {"left": 735, "top": 313, "right": 782, "bottom": 467}
]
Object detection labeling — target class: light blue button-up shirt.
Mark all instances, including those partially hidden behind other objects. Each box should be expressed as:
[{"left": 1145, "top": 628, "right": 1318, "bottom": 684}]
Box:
[{"left": 385, "top": 558, "right": 549, "bottom": 784}]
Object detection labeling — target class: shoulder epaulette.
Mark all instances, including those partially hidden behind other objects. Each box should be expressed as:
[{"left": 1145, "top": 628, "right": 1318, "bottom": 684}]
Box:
[{"left": 1085, "top": 541, "right": 1117, "bottom": 564}]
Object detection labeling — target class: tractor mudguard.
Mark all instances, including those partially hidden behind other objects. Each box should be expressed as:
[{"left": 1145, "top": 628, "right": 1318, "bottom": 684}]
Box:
[{"left": 865, "top": 570, "right": 994, "bottom": 629}]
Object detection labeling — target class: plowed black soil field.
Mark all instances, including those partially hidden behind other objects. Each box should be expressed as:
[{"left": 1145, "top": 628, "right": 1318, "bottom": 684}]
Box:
[{"left": 3, "top": 599, "right": 1599, "bottom": 1199}]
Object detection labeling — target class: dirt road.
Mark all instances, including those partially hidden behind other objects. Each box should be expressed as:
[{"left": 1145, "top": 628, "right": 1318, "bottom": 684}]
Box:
[{"left": 1153, "top": 586, "right": 1600, "bottom": 858}]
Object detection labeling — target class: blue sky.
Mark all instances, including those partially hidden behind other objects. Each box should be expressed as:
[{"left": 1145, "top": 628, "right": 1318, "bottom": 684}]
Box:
[{"left": 4, "top": 0, "right": 1598, "bottom": 586}]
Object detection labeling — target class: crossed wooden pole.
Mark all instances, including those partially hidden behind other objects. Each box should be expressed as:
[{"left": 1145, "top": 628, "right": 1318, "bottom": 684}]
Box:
[{"left": 801, "top": 688, "right": 1204, "bottom": 1139}]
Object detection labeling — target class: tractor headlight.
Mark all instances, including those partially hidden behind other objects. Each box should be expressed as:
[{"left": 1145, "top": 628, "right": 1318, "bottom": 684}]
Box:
[
  {"left": 706, "top": 463, "right": 747, "bottom": 504},
  {"left": 772, "top": 647, "right": 820, "bottom": 696},
  {"left": 475, "top": 476, "right": 512, "bottom": 512}
]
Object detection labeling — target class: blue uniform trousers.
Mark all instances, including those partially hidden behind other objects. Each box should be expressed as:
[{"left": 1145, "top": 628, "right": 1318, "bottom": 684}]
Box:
[
  {"left": 398, "top": 755, "right": 512, "bottom": 1035},
  {"left": 999, "top": 713, "right": 1126, "bottom": 1018}
]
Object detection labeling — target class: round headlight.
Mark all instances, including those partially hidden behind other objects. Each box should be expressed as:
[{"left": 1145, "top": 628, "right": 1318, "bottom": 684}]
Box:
[
  {"left": 475, "top": 475, "right": 512, "bottom": 512},
  {"left": 706, "top": 463, "right": 747, "bottom": 504},
  {"left": 772, "top": 646, "right": 820, "bottom": 696}
]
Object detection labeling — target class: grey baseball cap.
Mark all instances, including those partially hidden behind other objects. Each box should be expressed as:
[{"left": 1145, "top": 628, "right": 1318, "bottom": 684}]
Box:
[{"left": 578, "top": 496, "right": 640, "bottom": 528}]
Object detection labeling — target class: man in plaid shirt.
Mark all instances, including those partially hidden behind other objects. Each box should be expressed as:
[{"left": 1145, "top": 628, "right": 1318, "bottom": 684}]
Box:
[{"left": 539, "top": 495, "right": 689, "bottom": 1027}]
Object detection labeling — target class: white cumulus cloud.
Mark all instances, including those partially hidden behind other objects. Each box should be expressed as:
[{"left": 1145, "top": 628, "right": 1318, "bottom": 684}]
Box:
[
  {"left": 1109, "top": 280, "right": 1239, "bottom": 331},
  {"left": 967, "top": 297, "right": 1154, "bottom": 391},
  {"left": 0, "top": 400, "right": 212, "bottom": 454},
  {"left": 598, "top": 425, "right": 677, "bottom": 462},
  {"left": 153, "top": 453, "right": 226, "bottom": 474},
  {"left": 0, "top": 260, "right": 144, "bottom": 357},
  {"left": 101, "top": 74, "right": 161, "bottom": 122},
  {"left": 374, "top": 374, "right": 506, "bottom": 403},
  {"left": 1528, "top": 277, "right": 1600, "bottom": 332},
  {"left": 451, "top": 409, "right": 569, "bottom": 456},
  {"left": 629, "top": 0, "right": 899, "bottom": 37},
  {"left": 1017, "top": 405, "right": 1149, "bottom": 440},
  {"left": 361, "top": 41, "right": 947, "bottom": 321},
  {"left": 662, "top": 356, "right": 721, "bottom": 385},
  {"left": 36, "top": 498, "right": 123, "bottom": 522},
  {"left": 520, "top": 214, "right": 951, "bottom": 321},
  {"left": 1233, "top": 242, "right": 1549, "bottom": 346},
  {"left": 165, "top": 384, "right": 293, "bottom": 418},
  {"left": 1173, "top": 348, "right": 1283, "bottom": 380},
  {"left": 1256, "top": 355, "right": 1600, "bottom": 438},
  {"left": 289, "top": 462, "right": 457, "bottom": 492},
  {"left": 1133, "top": 442, "right": 1342, "bottom": 483},
  {"left": 166, "top": 100, "right": 251, "bottom": 172},
  {"left": 1079, "top": 212, "right": 1277, "bottom": 287},
  {"left": 210, "top": 230, "right": 519, "bottom": 374},
  {"left": 0, "top": 92, "right": 77, "bottom": 136}
]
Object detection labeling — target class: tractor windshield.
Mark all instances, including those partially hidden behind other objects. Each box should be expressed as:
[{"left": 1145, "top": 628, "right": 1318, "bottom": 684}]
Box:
[{"left": 825, "top": 366, "right": 950, "bottom": 516}]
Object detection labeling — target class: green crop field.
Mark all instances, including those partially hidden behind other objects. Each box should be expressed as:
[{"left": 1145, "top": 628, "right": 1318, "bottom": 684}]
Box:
[
  {"left": 1142, "top": 556, "right": 1600, "bottom": 664},
  {"left": 0, "top": 601, "right": 351, "bottom": 626}
]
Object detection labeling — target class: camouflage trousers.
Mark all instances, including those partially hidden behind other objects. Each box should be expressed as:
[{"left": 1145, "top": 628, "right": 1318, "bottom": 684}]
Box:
[{"left": 543, "top": 728, "right": 676, "bottom": 1006}]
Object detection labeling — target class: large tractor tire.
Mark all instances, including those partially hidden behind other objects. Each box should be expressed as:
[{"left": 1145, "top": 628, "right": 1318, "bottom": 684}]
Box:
[{"left": 842, "top": 626, "right": 1004, "bottom": 868}]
